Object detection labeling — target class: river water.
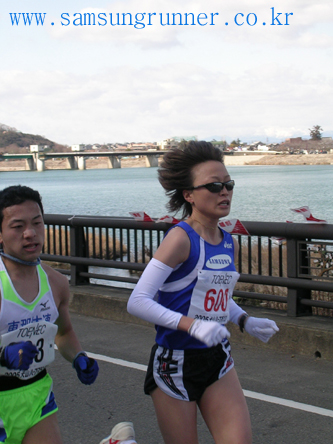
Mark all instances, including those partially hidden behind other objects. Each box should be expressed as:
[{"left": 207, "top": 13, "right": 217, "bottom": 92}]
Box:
[{"left": 1, "top": 164, "right": 332, "bottom": 223}]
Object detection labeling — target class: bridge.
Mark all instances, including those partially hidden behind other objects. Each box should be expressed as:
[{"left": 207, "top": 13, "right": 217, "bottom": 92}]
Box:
[{"left": 0, "top": 151, "right": 166, "bottom": 171}]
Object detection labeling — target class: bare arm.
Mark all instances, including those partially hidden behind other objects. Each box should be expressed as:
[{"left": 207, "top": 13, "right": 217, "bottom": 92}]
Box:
[
  {"left": 44, "top": 265, "right": 83, "bottom": 363},
  {"left": 154, "top": 225, "right": 191, "bottom": 267}
]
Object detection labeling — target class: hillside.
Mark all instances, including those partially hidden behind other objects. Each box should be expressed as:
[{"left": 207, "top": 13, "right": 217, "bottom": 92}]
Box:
[{"left": 0, "top": 123, "right": 67, "bottom": 153}]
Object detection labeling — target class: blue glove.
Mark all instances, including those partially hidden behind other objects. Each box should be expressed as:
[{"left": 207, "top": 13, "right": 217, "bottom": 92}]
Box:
[
  {"left": 73, "top": 352, "right": 99, "bottom": 385},
  {"left": 0, "top": 341, "right": 38, "bottom": 370}
]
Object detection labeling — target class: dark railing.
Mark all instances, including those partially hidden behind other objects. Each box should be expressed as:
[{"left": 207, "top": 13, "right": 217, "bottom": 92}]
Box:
[{"left": 41, "top": 214, "right": 333, "bottom": 317}]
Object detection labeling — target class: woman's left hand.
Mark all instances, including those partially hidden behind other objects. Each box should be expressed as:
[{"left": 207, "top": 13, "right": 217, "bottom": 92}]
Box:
[{"left": 244, "top": 317, "right": 279, "bottom": 343}]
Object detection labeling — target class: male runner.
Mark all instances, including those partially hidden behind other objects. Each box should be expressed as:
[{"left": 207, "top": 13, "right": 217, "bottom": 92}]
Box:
[{"left": 0, "top": 185, "right": 100, "bottom": 443}]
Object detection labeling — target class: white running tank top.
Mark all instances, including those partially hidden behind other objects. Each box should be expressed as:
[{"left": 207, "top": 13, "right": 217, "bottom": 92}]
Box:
[{"left": 0, "top": 258, "right": 59, "bottom": 379}]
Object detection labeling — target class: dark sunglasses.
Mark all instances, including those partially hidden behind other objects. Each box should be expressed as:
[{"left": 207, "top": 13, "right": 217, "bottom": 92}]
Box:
[{"left": 190, "top": 180, "right": 235, "bottom": 193}]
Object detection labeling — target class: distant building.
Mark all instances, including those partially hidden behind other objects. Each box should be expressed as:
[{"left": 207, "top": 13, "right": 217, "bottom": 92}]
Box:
[
  {"left": 157, "top": 139, "right": 172, "bottom": 150},
  {"left": 249, "top": 141, "right": 264, "bottom": 149},
  {"left": 30, "top": 145, "right": 43, "bottom": 152},
  {"left": 285, "top": 137, "right": 302, "bottom": 143},
  {"left": 157, "top": 136, "right": 197, "bottom": 150},
  {"left": 127, "top": 142, "right": 157, "bottom": 150},
  {"left": 257, "top": 145, "right": 269, "bottom": 151},
  {"left": 114, "top": 143, "right": 127, "bottom": 151},
  {"left": 157, "top": 138, "right": 179, "bottom": 150},
  {"left": 128, "top": 143, "right": 147, "bottom": 150},
  {"left": 71, "top": 144, "right": 85, "bottom": 151}
]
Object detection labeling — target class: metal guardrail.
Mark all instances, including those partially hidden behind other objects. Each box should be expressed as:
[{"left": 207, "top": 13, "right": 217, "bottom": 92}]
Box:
[{"left": 41, "top": 214, "right": 333, "bottom": 317}]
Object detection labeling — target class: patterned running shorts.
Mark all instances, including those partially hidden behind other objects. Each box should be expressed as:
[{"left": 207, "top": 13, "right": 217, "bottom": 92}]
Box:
[{"left": 144, "top": 340, "right": 234, "bottom": 402}]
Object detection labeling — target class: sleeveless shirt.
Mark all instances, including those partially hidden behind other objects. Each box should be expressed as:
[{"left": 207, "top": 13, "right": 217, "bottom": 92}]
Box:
[
  {"left": 0, "top": 258, "right": 59, "bottom": 379},
  {"left": 155, "top": 221, "right": 239, "bottom": 350}
]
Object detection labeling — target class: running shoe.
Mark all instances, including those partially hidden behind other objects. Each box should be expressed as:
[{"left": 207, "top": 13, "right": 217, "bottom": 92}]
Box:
[{"left": 99, "top": 422, "right": 136, "bottom": 444}]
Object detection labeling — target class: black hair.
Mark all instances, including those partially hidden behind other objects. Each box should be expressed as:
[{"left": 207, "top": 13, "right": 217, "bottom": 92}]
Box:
[
  {"left": 158, "top": 140, "right": 224, "bottom": 219},
  {"left": 0, "top": 185, "right": 44, "bottom": 231}
]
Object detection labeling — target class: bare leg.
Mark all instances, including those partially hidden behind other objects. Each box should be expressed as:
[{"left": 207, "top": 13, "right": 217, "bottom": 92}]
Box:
[
  {"left": 151, "top": 387, "right": 199, "bottom": 444},
  {"left": 23, "top": 413, "right": 63, "bottom": 444},
  {"left": 198, "top": 368, "right": 252, "bottom": 444}
]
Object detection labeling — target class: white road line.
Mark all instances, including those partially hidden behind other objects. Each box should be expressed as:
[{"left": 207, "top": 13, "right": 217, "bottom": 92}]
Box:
[
  {"left": 243, "top": 390, "right": 333, "bottom": 418},
  {"left": 87, "top": 351, "right": 333, "bottom": 419},
  {"left": 88, "top": 351, "right": 147, "bottom": 372}
]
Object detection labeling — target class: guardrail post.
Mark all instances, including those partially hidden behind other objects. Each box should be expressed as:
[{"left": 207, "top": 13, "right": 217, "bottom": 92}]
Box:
[
  {"left": 70, "top": 226, "right": 89, "bottom": 285},
  {"left": 286, "top": 238, "right": 312, "bottom": 316}
]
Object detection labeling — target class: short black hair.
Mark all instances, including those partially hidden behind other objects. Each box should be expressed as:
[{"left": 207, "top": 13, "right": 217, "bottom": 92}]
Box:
[{"left": 0, "top": 185, "right": 44, "bottom": 231}]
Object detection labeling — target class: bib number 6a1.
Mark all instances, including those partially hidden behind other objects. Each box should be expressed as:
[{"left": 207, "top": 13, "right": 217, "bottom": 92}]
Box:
[{"left": 204, "top": 288, "right": 229, "bottom": 312}]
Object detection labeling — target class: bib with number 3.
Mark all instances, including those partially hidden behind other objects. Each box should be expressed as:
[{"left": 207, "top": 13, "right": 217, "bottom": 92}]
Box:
[{"left": 0, "top": 321, "right": 58, "bottom": 372}]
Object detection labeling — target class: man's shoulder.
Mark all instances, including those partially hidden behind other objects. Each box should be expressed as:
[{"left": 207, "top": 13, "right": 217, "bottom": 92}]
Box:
[{"left": 41, "top": 263, "right": 69, "bottom": 288}]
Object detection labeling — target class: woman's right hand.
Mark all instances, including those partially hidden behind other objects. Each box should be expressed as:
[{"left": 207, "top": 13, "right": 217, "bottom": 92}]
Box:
[{"left": 188, "top": 320, "right": 230, "bottom": 347}]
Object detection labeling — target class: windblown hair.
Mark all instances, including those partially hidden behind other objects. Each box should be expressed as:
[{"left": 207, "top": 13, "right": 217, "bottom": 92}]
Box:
[
  {"left": 0, "top": 185, "right": 44, "bottom": 231},
  {"left": 158, "top": 140, "right": 224, "bottom": 219}
]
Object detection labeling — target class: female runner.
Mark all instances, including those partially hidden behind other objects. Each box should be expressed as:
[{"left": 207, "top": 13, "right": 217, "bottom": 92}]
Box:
[{"left": 127, "top": 140, "right": 279, "bottom": 444}]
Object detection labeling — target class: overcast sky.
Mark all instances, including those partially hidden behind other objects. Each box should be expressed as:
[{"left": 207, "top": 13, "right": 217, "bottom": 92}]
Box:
[{"left": 1, "top": 0, "right": 332, "bottom": 145}]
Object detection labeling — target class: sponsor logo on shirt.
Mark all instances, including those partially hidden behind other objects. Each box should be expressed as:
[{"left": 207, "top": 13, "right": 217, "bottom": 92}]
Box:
[
  {"left": 224, "top": 241, "right": 233, "bottom": 249},
  {"left": 40, "top": 300, "right": 51, "bottom": 312},
  {"left": 206, "top": 254, "right": 232, "bottom": 269}
]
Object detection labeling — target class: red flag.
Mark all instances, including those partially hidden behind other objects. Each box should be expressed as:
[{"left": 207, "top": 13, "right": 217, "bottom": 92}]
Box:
[
  {"left": 155, "top": 215, "right": 180, "bottom": 224},
  {"left": 129, "top": 211, "right": 154, "bottom": 222},
  {"left": 290, "top": 206, "right": 327, "bottom": 224},
  {"left": 219, "top": 219, "right": 250, "bottom": 235}
]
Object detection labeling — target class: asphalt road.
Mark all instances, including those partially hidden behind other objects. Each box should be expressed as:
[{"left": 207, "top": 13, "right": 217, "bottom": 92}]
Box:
[{"left": 50, "top": 313, "right": 333, "bottom": 444}]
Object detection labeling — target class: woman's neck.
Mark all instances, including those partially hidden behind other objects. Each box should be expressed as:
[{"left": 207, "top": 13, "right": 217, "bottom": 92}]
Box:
[{"left": 187, "top": 215, "right": 222, "bottom": 244}]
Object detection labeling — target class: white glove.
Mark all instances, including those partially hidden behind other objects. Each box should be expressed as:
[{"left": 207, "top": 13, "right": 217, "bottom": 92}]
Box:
[
  {"left": 244, "top": 317, "right": 279, "bottom": 343},
  {"left": 188, "top": 320, "right": 230, "bottom": 347}
]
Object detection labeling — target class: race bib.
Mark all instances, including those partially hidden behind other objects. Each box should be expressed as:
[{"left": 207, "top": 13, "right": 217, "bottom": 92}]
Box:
[
  {"left": 0, "top": 321, "right": 58, "bottom": 377},
  {"left": 187, "top": 270, "right": 240, "bottom": 324}
]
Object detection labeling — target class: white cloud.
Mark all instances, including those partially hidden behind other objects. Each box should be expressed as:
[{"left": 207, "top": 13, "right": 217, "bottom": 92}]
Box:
[
  {"left": 1, "top": 0, "right": 332, "bottom": 146},
  {"left": 1, "top": 63, "right": 332, "bottom": 144}
]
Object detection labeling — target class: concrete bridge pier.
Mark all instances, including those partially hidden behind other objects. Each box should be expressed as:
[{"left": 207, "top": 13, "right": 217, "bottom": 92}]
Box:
[
  {"left": 36, "top": 158, "right": 45, "bottom": 172},
  {"left": 78, "top": 156, "right": 86, "bottom": 170},
  {"left": 145, "top": 154, "right": 159, "bottom": 167},
  {"left": 25, "top": 157, "right": 36, "bottom": 171},
  {"left": 107, "top": 156, "right": 121, "bottom": 169},
  {"left": 67, "top": 156, "right": 78, "bottom": 170}
]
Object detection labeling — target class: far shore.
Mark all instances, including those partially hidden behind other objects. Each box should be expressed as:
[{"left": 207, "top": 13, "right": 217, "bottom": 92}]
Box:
[
  {"left": 224, "top": 153, "right": 333, "bottom": 166},
  {"left": 0, "top": 153, "right": 332, "bottom": 171}
]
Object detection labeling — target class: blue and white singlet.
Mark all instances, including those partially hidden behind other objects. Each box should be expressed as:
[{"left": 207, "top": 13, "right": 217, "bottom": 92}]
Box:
[{"left": 155, "top": 221, "right": 240, "bottom": 350}]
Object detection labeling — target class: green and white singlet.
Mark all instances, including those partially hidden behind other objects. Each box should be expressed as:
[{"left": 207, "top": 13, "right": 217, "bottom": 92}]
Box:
[{"left": 0, "top": 258, "right": 59, "bottom": 380}]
